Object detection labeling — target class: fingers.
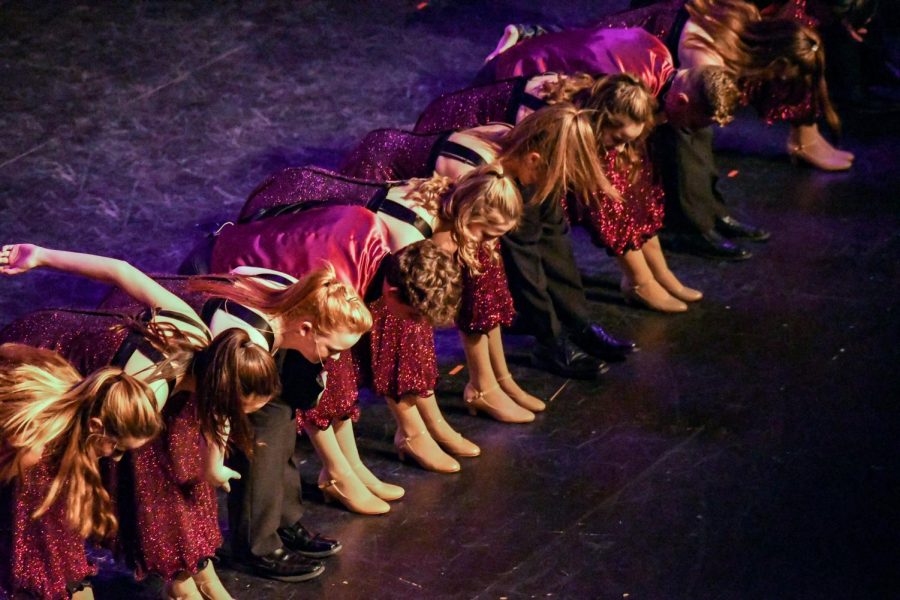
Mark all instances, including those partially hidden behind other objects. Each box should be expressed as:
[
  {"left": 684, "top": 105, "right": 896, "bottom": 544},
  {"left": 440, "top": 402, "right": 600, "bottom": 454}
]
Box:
[{"left": 222, "top": 481, "right": 231, "bottom": 493}]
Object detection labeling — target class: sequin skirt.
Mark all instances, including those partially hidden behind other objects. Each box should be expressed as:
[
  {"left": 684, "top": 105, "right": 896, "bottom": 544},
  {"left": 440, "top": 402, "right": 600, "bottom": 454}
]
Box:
[
  {"left": 296, "top": 351, "right": 361, "bottom": 431},
  {"left": 368, "top": 298, "right": 438, "bottom": 399},
  {"left": 0, "top": 460, "right": 97, "bottom": 600},
  {"left": 112, "top": 393, "right": 221, "bottom": 581},
  {"left": 339, "top": 128, "right": 442, "bottom": 181},
  {"left": 568, "top": 155, "right": 665, "bottom": 256},
  {"left": 457, "top": 246, "right": 516, "bottom": 334}
]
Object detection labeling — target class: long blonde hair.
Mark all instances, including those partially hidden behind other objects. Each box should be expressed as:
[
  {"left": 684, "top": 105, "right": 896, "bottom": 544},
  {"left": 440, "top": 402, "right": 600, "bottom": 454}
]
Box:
[
  {"left": 441, "top": 165, "right": 522, "bottom": 273},
  {"left": 189, "top": 263, "right": 373, "bottom": 337},
  {"left": 0, "top": 343, "right": 162, "bottom": 539},
  {"left": 498, "top": 102, "right": 616, "bottom": 205},
  {"left": 581, "top": 73, "right": 658, "bottom": 182},
  {"left": 387, "top": 168, "right": 522, "bottom": 274}
]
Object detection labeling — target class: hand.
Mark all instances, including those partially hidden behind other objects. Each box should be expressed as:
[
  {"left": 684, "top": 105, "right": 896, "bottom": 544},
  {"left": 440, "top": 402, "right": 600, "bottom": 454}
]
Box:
[
  {"left": 0, "top": 244, "right": 41, "bottom": 275},
  {"left": 206, "top": 463, "right": 241, "bottom": 492},
  {"left": 843, "top": 18, "right": 869, "bottom": 43}
]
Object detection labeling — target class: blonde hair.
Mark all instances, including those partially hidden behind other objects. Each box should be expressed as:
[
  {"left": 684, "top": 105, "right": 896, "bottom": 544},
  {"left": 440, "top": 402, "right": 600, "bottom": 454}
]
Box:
[
  {"left": 189, "top": 263, "right": 373, "bottom": 337},
  {"left": 580, "top": 73, "right": 658, "bottom": 182},
  {"left": 498, "top": 102, "right": 617, "bottom": 205},
  {"left": 0, "top": 344, "right": 162, "bottom": 539},
  {"left": 439, "top": 164, "right": 522, "bottom": 273}
]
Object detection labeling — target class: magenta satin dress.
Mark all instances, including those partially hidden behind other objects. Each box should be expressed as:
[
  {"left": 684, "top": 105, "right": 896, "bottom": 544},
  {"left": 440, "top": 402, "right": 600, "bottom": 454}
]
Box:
[
  {"left": 0, "top": 305, "right": 222, "bottom": 588},
  {"left": 212, "top": 190, "right": 395, "bottom": 426},
  {"left": 475, "top": 27, "right": 676, "bottom": 95}
]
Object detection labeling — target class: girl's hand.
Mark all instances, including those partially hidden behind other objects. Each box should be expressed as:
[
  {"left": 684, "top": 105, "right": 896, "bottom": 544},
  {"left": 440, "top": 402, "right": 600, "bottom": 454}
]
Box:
[
  {"left": 0, "top": 244, "right": 41, "bottom": 275},
  {"left": 206, "top": 462, "right": 241, "bottom": 492}
]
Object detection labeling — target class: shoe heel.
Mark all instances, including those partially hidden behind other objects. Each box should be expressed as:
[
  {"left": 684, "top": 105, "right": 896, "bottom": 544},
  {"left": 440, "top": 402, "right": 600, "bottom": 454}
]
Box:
[{"left": 397, "top": 448, "right": 406, "bottom": 462}]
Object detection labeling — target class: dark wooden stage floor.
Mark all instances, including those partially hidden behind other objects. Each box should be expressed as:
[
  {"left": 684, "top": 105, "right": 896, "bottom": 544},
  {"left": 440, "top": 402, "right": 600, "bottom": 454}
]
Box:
[{"left": 1, "top": 1, "right": 898, "bottom": 598}]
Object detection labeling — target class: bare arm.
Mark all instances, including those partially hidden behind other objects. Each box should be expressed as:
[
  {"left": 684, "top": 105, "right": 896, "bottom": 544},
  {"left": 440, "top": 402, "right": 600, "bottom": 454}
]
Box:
[{"left": 0, "top": 244, "right": 197, "bottom": 317}]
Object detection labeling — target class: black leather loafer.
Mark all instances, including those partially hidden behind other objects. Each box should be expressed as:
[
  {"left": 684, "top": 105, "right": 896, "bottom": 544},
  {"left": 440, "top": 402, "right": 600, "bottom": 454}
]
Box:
[
  {"left": 715, "top": 215, "right": 771, "bottom": 242},
  {"left": 571, "top": 324, "right": 637, "bottom": 361},
  {"left": 236, "top": 547, "right": 325, "bottom": 582},
  {"left": 673, "top": 230, "right": 752, "bottom": 261},
  {"left": 531, "top": 337, "right": 608, "bottom": 380},
  {"left": 278, "top": 522, "right": 342, "bottom": 558}
]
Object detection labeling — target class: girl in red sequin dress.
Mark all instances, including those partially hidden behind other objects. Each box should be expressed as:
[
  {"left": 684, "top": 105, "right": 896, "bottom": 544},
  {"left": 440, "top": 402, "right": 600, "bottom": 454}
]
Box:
[
  {"left": 211, "top": 166, "right": 522, "bottom": 512},
  {"left": 414, "top": 69, "right": 706, "bottom": 312},
  {"left": 0, "top": 243, "right": 284, "bottom": 600}
]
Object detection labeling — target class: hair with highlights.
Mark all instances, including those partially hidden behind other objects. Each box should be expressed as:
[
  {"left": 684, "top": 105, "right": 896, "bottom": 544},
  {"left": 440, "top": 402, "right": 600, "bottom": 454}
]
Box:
[
  {"left": 579, "top": 73, "right": 658, "bottom": 181},
  {"left": 499, "top": 102, "right": 616, "bottom": 205},
  {"left": 189, "top": 264, "right": 373, "bottom": 338},
  {"left": 0, "top": 344, "right": 162, "bottom": 539}
]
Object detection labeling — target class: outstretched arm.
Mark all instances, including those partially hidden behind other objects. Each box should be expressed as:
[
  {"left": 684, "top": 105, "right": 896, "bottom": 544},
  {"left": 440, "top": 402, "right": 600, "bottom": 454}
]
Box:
[{"left": 0, "top": 244, "right": 197, "bottom": 317}]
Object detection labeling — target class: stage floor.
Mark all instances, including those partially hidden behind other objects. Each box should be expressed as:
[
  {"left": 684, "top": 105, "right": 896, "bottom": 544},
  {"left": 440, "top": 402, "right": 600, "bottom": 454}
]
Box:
[{"left": 1, "top": 1, "right": 898, "bottom": 598}]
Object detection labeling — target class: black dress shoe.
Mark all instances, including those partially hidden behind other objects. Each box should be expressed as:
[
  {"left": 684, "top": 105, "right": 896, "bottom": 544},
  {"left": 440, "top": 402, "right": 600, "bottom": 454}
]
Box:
[
  {"left": 675, "top": 230, "right": 752, "bottom": 261},
  {"left": 531, "top": 336, "right": 608, "bottom": 380},
  {"left": 715, "top": 215, "right": 771, "bottom": 242},
  {"left": 278, "top": 522, "right": 342, "bottom": 558},
  {"left": 571, "top": 324, "right": 637, "bottom": 362},
  {"left": 236, "top": 547, "right": 325, "bottom": 582}
]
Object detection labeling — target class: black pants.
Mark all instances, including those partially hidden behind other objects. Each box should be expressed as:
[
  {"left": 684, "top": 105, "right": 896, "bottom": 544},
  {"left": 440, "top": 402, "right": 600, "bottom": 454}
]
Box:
[
  {"left": 654, "top": 124, "right": 730, "bottom": 234},
  {"left": 501, "top": 197, "right": 590, "bottom": 342},
  {"left": 227, "top": 396, "right": 303, "bottom": 558}
]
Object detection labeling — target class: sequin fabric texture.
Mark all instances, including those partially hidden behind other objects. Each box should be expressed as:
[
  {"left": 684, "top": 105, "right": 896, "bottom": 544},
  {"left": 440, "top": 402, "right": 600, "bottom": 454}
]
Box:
[
  {"left": 1, "top": 457, "right": 97, "bottom": 599},
  {"left": 114, "top": 392, "right": 221, "bottom": 581},
  {"left": 240, "top": 166, "right": 386, "bottom": 221},
  {"left": 0, "top": 310, "right": 127, "bottom": 599},
  {"left": 457, "top": 246, "right": 516, "bottom": 334},
  {"left": 566, "top": 150, "right": 665, "bottom": 256},
  {"left": 296, "top": 350, "right": 362, "bottom": 431},
  {"left": 0, "top": 308, "right": 221, "bottom": 585},
  {"left": 367, "top": 297, "right": 438, "bottom": 399},
  {"left": 414, "top": 79, "right": 524, "bottom": 133},
  {"left": 339, "top": 128, "right": 444, "bottom": 181}
]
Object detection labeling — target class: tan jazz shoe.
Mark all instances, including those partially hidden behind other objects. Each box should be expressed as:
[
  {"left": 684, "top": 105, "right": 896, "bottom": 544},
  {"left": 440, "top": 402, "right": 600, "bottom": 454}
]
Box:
[
  {"left": 426, "top": 418, "right": 481, "bottom": 457},
  {"left": 394, "top": 430, "right": 461, "bottom": 473},
  {"left": 496, "top": 373, "right": 546, "bottom": 412},
  {"left": 318, "top": 476, "right": 390, "bottom": 515},
  {"left": 463, "top": 382, "right": 535, "bottom": 423}
]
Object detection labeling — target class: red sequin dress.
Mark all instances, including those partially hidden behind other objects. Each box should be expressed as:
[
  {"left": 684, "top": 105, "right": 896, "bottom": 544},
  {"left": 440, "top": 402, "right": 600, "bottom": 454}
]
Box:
[
  {"left": 566, "top": 150, "right": 666, "bottom": 255},
  {"left": 340, "top": 130, "right": 516, "bottom": 335},
  {"left": 0, "top": 310, "right": 130, "bottom": 598},
  {"left": 0, "top": 305, "right": 222, "bottom": 586}
]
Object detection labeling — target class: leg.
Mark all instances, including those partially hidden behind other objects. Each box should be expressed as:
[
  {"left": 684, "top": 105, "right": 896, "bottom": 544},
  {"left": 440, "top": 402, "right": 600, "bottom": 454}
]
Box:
[
  {"left": 227, "top": 398, "right": 301, "bottom": 558},
  {"left": 387, "top": 394, "right": 461, "bottom": 473},
  {"left": 617, "top": 248, "right": 687, "bottom": 313},
  {"left": 333, "top": 418, "right": 404, "bottom": 501},
  {"left": 501, "top": 201, "right": 562, "bottom": 341},
  {"left": 305, "top": 424, "right": 389, "bottom": 515},
  {"left": 192, "top": 560, "right": 234, "bottom": 600},
  {"left": 487, "top": 326, "right": 546, "bottom": 412},
  {"left": 416, "top": 392, "right": 482, "bottom": 457},
  {"left": 459, "top": 329, "right": 534, "bottom": 422},
  {"left": 641, "top": 236, "right": 702, "bottom": 302},
  {"left": 655, "top": 124, "right": 752, "bottom": 260},
  {"left": 788, "top": 123, "right": 854, "bottom": 170},
  {"left": 166, "top": 572, "right": 202, "bottom": 600}
]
